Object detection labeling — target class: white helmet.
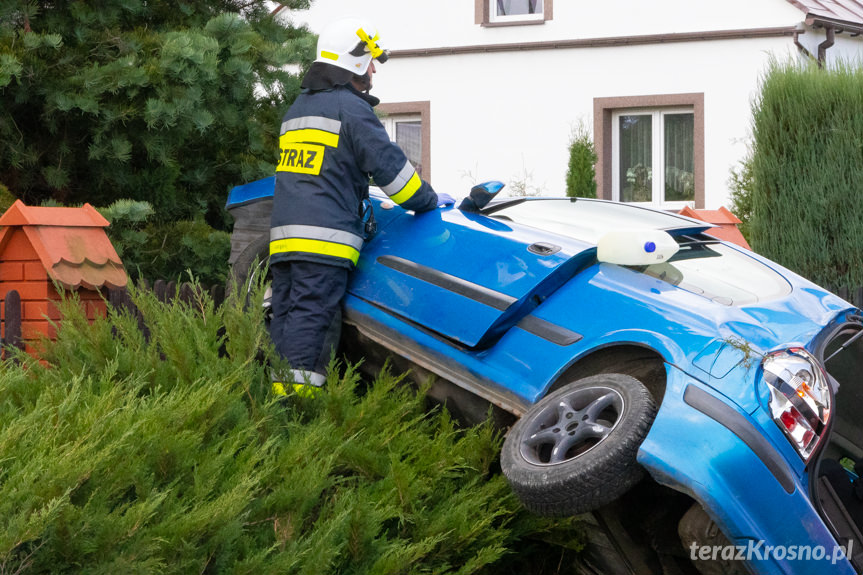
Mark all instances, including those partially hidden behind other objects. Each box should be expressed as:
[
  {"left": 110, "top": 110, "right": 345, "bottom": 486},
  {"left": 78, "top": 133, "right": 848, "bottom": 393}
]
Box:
[{"left": 314, "top": 18, "right": 388, "bottom": 76}]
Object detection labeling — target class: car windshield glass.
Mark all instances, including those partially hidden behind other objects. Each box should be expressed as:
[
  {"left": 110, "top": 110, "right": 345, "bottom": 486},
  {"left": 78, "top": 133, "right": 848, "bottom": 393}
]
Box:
[
  {"left": 490, "top": 200, "right": 791, "bottom": 306},
  {"left": 489, "top": 198, "right": 705, "bottom": 243},
  {"left": 636, "top": 239, "right": 791, "bottom": 306}
]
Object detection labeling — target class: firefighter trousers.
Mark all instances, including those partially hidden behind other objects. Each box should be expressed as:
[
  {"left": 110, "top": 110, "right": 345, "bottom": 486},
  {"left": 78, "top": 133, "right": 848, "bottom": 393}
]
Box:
[{"left": 269, "top": 261, "right": 348, "bottom": 379}]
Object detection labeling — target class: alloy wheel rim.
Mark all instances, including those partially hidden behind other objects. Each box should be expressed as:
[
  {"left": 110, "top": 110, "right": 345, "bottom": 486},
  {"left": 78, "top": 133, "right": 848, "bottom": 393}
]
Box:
[{"left": 519, "top": 386, "right": 625, "bottom": 466}]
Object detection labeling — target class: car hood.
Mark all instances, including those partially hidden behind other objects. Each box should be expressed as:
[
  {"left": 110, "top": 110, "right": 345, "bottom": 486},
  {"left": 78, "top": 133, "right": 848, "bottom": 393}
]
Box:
[{"left": 529, "top": 254, "right": 852, "bottom": 413}]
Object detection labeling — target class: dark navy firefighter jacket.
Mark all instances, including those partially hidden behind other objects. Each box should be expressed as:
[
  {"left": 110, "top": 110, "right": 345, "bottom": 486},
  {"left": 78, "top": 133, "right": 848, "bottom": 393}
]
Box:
[{"left": 270, "top": 84, "right": 438, "bottom": 269}]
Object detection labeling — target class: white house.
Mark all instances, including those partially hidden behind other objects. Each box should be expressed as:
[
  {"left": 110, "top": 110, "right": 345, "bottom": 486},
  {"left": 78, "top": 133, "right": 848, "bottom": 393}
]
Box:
[{"left": 282, "top": 0, "right": 863, "bottom": 210}]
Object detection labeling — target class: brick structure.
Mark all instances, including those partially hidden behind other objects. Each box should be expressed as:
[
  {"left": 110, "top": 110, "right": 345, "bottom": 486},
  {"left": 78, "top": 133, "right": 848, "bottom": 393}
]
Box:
[
  {"left": 678, "top": 206, "right": 751, "bottom": 250},
  {"left": 0, "top": 201, "right": 127, "bottom": 353}
]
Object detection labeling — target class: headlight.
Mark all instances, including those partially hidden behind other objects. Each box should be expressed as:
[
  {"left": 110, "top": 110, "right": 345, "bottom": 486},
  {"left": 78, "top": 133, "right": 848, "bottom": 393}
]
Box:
[{"left": 761, "top": 347, "right": 831, "bottom": 461}]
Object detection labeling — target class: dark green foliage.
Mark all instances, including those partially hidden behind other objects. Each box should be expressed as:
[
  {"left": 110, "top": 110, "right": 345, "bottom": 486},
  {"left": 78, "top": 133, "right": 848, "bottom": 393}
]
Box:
[
  {"left": 565, "top": 122, "right": 597, "bottom": 198},
  {"left": 96, "top": 199, "right": 231, "bottom": 284},
  {"left": 0, "top": 180, "right": 15, "bottom": 212},
  {"left": 749, "top": 59, "right": 863, "bottom": 288},
  {"left": 0, "top": 284, "right": 583, "bottom": 573},
  {"left": 0, "top": 1, "right": 314, "bottom": 226},
  {"left": 136, "top": 218, "right": 231, "bottom": 284},
  {"left": 96, "top": 198, "right": 155, "bottom": 272}
]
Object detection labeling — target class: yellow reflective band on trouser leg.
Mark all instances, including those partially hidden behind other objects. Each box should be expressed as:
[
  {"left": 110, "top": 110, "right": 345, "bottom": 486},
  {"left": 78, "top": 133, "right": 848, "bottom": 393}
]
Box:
[
  {"left": 269, "top": 238, "right": 360, "bottom": 265},
  {"left": 291, "top": 383, "right": 320, "bottom": 398},
  {"left": 271, "top": 382, "right": 321, "bottom": 398},
  {"left": 389, "top": 172, "right": 422, "bottom": 205}
]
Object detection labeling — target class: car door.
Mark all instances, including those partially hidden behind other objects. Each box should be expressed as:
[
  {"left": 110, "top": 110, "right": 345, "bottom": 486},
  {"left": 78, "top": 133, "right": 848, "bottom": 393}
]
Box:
[{"left": 347, "top": 204, "right": 595, "bottom": 349}]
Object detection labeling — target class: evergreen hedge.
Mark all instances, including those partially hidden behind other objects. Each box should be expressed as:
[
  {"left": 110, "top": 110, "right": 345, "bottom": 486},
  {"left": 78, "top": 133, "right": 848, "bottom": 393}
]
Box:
[
  {"left": 749, "top": 60, "right": 863, "bottom": 288},
  {"left": 0, "top": 284, "right": 582, "bottom": 574}
]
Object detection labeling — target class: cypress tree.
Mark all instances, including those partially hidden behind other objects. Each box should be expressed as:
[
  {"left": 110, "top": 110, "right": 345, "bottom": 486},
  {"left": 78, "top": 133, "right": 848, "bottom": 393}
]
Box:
[
  {"left": 749, "top": 59, "right": 863, "bottom": 288},
  {"left": 565, "top": 122, "right": 597, "bottom": 199},
  {"left": 0, "top": 1, "right": 314, "bottom": 226}
]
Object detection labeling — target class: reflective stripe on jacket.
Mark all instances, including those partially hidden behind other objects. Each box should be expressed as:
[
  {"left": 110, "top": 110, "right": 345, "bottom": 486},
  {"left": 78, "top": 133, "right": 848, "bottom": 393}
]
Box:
[{"left": 271, "top": 85, "right": 437, "bottom": 268}]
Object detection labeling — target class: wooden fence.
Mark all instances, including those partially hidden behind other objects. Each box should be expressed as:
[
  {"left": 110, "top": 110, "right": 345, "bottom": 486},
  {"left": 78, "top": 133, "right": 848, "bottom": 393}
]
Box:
[{"left": 2, "top": 280, "right": 227, "bottom": 358}]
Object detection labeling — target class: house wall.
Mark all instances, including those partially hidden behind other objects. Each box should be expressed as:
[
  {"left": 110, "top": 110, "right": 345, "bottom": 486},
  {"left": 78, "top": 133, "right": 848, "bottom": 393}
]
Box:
[
  {"left": 375, "top": 37, "right": 797, "bottom": 207},
  {"left": 287, "top": 0, "right": 805, "bottom": 47},
  {"left": 794, "top": 26, "right": 863, "bottom": 67},
  {"left": 284, "top": 0, "right": 863, "bottom": 208}
]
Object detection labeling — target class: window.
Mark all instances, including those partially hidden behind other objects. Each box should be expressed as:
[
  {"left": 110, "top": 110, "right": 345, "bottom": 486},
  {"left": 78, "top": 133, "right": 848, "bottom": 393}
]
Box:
[
  {"left": 377, "top": 101, "right": 431, "bottom": 180},
  {"left": 382, "top": 115, "right": 423, "bottom": 176},
  {"left": 476, "top": 0, "right": 552, "bottom": 26},
  {"left": 613, "top": 109, "right": 695, "bottom": 207},
  {"left": 492, "top": 0, "right": 543, "bottom": 22},
  {"left": 594, "top": 94, "right": 704, "bottom": 209}
]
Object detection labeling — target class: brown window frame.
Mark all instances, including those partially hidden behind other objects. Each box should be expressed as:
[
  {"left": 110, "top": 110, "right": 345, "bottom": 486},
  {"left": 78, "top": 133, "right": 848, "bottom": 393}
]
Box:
[
  {"left": 593, "top": 93, "right": 705, "bottom": 208},
  {"left": 475, "top": 0, "right": 553, "bottom": 27},
  {"left": 377, "top": 101, "right": 432, "bottom": 182}
]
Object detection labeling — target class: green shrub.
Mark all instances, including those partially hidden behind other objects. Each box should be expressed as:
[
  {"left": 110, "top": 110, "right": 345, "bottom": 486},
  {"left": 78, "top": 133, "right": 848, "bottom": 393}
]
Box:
[
  {"left": 0, "top": 180, "right": 15, "bottom": 212},
  {"left": 0, "top": 284, "right": 583, "bottom": 574},
  {"left": 139, "top": 219, "right": 231, "bottom": 284},
  {"left": 749, "top": 59, "right": 863, "bottom": 288},
  {"left": 565, "top": 122, "right": 597, "bottom": 198},
  {"left": 97, "top": 200, "right": 230, "bottom": 285},
  {"left": 727, "top": 153, "right": 754, "bottom": 243}
]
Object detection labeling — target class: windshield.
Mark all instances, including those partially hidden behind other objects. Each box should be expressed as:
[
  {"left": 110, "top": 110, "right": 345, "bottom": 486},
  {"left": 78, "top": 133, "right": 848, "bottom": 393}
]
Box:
[
  {"left": 490, "top": 199, "right": 791, "bottom": 306},
  {"left": 637, "top": 238, "right": 791, "bottom": 306}
]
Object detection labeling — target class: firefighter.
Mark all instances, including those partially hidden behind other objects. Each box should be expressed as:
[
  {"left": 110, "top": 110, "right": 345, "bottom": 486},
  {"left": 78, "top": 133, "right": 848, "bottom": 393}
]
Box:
[{"left": 270, "top": 17, "right": 453, "bottom": 397}]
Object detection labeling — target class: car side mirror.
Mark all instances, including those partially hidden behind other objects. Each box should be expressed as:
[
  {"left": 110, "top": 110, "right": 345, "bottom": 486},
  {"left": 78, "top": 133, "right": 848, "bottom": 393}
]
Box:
[
  {"left": 596, "top": 229, "right": 680, "bottom": 266},
  {"left": 458, "top": 181, "right": 505, "bottom": 212}
]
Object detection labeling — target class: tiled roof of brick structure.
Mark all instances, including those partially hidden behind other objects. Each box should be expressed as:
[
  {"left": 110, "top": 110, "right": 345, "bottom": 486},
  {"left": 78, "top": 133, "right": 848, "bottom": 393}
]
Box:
[
  {"left": 678, "top": 206, "right": 751, "bottom": 250},
  {"left": 0, "top": 201, "right": 127, "bottom": 290}
]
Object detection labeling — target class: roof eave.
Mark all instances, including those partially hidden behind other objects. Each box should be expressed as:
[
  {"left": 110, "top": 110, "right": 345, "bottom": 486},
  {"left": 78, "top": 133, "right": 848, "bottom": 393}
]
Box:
[{"left": 805, "top": 15, "right": 863, "bottom": 35}]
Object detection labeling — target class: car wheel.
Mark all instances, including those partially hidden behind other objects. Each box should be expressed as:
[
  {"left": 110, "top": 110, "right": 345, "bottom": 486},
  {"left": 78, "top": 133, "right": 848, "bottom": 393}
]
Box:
[
  {"left": 501, "top": 373, "right": 657, "bottom": 517},
  {"left": 231, "top": 233, "right": 270, "bottom": 293},
  {"left": 229, "top": 232, "right": 340, "bottom": 371}
]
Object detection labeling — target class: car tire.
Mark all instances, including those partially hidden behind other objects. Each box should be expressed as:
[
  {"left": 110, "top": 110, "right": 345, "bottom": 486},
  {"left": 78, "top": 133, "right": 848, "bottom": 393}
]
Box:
[
  {"left": 231, "top": 232, "right": 270, "bottom": 292},
  {"left": 229, "top": 232, "right": 341, "bottom": 372},
  {"left": 501, "top": 373, "right": 657, "bottom": 517}
]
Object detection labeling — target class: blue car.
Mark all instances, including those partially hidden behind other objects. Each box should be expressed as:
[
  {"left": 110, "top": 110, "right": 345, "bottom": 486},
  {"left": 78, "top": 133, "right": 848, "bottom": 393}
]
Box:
[{"left": 227, "top": 177, "right": 863, "bottom": 575}]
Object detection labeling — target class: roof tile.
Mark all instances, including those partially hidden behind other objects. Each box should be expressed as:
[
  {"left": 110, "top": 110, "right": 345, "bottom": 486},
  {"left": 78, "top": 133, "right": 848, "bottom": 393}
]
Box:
[
  {"left": 0, "top": 200, "right": 110, "bottom": 227},
  {"left": 0, "top": 202, "right": 127, "bottom": 290},
  {"left": 678, "top": 206, "right": 752, "bottom": 250}
]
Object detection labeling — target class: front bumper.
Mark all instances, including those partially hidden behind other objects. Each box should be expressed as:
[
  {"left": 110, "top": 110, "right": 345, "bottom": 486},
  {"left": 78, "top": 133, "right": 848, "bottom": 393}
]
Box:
[{"left": 639, "top": 364, "right": 855, "bottom": 575}]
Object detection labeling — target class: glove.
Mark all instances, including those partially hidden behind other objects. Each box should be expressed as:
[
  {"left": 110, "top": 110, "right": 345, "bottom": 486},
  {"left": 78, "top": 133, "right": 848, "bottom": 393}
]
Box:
[{"left": 436, "top": 192, "right": 456, "bottom": 207}]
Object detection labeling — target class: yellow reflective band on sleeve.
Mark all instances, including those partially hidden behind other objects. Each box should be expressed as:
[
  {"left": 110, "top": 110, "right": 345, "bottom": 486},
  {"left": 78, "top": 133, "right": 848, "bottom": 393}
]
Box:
[
  {"left": 281, "top": 129, "right": 339, "bottom": 148},
  {"left": 277, "top": 143, "right": 325, "bottom": 175},
  {"left": 270, "top": 238, "right": 360, "bottom": 265},
  {"left": 321, "top": 50, "right": 339, "bottom": 61},
  {"left": 389, "top": 172, "right": 422, "bottom": 205}
]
